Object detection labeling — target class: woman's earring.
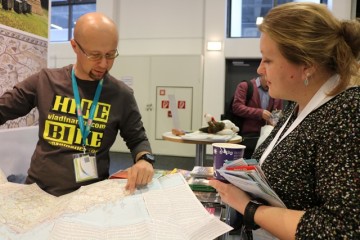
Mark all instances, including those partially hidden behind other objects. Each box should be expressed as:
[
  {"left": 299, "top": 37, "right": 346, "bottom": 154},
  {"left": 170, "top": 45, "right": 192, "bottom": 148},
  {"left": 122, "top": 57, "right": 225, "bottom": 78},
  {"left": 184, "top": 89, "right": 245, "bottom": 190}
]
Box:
[{"left": 304, "top": 74, "right": 310, "bottom": 86}]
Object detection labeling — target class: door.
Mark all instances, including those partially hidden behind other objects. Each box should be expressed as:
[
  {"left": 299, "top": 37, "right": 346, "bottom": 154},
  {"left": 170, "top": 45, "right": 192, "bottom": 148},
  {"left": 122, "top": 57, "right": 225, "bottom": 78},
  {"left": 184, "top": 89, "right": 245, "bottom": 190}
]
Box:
[
  {"left": 109, "top": 55, "right": 203, "bottom": 158},
  {"left": 109, "top": 56, "right": 152, "bottom": 152}
]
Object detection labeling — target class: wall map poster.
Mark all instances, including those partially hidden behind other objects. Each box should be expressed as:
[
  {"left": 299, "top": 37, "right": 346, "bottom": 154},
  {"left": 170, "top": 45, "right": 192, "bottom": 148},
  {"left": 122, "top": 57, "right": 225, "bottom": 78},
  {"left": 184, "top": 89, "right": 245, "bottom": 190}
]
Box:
[{"left": 0, "top": 0, "right": 49, "bottom": 129}]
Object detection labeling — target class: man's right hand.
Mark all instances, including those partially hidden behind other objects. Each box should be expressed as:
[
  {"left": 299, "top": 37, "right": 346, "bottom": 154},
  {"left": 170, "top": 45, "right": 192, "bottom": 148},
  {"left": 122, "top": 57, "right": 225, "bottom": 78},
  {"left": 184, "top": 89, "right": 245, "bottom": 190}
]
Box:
[{"left": 262, "top": 110, "right": 272, "bottom": 123}]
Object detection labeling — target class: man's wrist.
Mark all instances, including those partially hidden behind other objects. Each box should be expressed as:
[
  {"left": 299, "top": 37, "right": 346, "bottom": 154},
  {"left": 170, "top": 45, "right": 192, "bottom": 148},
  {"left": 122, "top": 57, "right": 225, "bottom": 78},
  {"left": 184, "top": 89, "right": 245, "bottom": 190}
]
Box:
[{"left": 137, "top": 153, "right": 155, "bottom": 165}]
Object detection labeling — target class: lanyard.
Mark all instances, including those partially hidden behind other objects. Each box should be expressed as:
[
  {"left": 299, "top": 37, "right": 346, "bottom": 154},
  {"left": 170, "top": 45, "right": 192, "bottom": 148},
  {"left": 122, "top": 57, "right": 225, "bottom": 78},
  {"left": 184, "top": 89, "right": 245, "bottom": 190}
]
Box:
[
  {"left": 259, "top": 75, "right": 339, "bottom": 166},
  {"left": 71, "top": 68, "right": 103, "bottom": 152}
]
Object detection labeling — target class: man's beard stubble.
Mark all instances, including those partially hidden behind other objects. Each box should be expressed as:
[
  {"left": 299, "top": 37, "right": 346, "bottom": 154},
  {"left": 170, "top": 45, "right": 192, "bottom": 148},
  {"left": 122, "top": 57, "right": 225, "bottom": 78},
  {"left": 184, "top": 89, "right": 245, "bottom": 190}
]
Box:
[{"left": 89, "top": 70, "right": 108, "bottom": 81}]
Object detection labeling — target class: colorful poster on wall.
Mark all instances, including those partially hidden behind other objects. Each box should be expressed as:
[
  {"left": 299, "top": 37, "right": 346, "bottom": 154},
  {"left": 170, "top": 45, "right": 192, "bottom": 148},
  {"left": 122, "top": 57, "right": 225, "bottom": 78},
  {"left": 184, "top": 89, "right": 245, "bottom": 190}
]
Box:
[{"left": 0, "top": 0, "right": 49, "bottom": 129}]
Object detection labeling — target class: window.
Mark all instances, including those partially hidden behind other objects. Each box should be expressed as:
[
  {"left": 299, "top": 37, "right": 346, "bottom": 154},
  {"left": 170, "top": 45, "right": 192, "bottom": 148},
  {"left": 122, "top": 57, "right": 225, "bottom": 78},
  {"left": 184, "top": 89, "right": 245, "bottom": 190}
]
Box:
[
  {"left": 227, "top": 0, "right": 328, "bottom": 38},
  {"left": 50, "top": 0, "right": 96, "bottom": 42}
]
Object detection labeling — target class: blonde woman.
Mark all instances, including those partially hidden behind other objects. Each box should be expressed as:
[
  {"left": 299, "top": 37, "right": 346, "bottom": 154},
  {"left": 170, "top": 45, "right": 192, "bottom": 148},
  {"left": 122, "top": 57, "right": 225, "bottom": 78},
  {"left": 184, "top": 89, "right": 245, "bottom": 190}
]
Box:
[{"left": 210, "top": 2, "right": 360, "bottom": 239}]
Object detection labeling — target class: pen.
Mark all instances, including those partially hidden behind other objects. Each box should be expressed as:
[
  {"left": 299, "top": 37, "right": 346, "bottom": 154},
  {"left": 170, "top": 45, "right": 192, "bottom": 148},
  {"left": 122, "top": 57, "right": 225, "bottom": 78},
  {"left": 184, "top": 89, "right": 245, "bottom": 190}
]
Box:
[{"left": 170, "top": 168, "right": 178, "bottom": 174}]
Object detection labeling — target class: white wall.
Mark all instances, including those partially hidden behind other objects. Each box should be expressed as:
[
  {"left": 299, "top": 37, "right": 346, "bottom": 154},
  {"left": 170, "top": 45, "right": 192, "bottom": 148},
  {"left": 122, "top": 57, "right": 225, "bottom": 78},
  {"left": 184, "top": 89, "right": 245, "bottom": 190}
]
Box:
[
  {"left": 328, "top": 0, "right": 354, "bottom": 19},
  {"left": 47, "top": 0, "right": 353, "bottom": 155},
  {"left": 0, "top": 126, "right": 38, "bottom": 177}
]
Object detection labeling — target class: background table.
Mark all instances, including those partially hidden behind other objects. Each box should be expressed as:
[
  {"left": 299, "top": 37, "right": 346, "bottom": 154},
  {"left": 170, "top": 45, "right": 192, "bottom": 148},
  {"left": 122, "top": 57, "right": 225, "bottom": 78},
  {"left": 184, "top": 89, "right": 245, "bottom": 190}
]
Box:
[{"left": 162, "top": 132, "right": 242, "bottom": 166}]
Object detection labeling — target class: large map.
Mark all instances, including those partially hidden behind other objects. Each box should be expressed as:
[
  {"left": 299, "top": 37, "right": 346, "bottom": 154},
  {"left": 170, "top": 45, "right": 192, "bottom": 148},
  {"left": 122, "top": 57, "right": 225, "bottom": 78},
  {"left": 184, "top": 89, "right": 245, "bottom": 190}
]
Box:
[
  {"left": 0, "top": 25, "right": 47, "bottom": 129},
  {"left": 0, "top": 170, "right": 232, "bottom": 239}
]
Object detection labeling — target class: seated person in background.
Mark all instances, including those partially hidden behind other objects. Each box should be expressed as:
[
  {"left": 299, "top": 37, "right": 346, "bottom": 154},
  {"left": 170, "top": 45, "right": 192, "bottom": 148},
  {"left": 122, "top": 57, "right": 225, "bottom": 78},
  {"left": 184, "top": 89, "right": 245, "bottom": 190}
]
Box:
[
  {"left": 210, "top": 2, "right": 360, "bottom": 239},
  {"left": 0, "top": 12, "right": 154, "bottom": 196},
  {"left": 232, "top": 75, "right": 283, "bottom": 159}
]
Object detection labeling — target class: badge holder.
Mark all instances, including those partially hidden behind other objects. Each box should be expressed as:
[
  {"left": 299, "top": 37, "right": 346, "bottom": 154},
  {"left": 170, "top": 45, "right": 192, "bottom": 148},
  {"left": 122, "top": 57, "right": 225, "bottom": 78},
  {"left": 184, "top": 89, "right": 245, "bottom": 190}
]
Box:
[{"left": 73, "top": 152, "right": 98, "bottom": 182}]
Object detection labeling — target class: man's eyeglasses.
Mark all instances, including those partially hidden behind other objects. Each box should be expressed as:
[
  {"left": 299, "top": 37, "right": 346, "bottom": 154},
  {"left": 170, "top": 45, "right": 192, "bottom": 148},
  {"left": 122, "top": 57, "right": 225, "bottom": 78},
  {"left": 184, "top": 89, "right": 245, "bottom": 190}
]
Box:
[{"left": 74, "top": 39, "right": 119, "bottom": 61}]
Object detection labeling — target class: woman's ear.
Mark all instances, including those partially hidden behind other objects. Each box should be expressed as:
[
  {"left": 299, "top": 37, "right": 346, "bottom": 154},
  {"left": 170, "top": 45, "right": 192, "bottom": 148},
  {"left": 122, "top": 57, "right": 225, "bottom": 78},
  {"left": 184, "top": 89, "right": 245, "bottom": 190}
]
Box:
[{"left": 302, "top": 64, "right": 316, "bottom": 79}]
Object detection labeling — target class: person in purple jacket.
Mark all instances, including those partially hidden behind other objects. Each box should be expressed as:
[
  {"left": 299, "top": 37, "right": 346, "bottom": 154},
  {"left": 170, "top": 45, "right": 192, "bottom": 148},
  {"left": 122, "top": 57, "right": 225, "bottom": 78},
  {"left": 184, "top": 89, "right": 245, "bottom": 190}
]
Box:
[{"left": 232, "top": 75, "right": 283, "bottom": 159}]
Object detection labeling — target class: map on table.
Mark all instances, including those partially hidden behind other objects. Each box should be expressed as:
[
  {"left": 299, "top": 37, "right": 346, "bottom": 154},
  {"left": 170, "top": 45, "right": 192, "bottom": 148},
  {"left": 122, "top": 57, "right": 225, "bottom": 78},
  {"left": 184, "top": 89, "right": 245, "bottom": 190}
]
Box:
[{"left": 0, "top": 169, "right": 232, "bottom": 240}]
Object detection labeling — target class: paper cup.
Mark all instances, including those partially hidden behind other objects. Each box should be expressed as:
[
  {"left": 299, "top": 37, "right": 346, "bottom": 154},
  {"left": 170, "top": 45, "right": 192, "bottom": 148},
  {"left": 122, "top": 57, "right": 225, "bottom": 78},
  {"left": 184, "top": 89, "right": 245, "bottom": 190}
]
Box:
[{"left": 212, "top": 143, "right": 246, "bottom": 181}]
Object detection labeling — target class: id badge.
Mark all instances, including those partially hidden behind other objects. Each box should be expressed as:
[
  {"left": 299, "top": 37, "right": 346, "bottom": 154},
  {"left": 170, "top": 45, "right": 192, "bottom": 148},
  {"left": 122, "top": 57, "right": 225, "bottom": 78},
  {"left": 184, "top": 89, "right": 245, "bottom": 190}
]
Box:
[{"left": 73, "top": 153, "right": 98, "bottom": 182}]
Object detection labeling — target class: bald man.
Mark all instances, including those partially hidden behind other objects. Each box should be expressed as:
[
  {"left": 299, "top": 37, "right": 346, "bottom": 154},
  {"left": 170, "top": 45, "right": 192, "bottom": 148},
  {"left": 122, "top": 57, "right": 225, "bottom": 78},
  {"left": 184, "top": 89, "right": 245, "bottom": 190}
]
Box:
[{"left": 0, "top": 12, "right": 154, "bottom": 196}]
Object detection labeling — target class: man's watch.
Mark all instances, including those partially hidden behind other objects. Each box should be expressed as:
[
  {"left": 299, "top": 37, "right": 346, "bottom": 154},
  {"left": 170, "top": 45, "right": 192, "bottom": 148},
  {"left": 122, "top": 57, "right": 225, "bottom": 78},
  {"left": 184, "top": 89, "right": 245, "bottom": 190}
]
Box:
[{"left": 138, "top": 153, "right": 155, "bottom": 165}]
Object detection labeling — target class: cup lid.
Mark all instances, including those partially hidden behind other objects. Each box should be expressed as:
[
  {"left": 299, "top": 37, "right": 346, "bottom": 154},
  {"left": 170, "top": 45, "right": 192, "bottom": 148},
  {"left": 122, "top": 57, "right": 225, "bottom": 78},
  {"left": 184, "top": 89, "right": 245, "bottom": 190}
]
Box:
[{"left": 212, "top": 143, "right": 246, "bottom": 149}]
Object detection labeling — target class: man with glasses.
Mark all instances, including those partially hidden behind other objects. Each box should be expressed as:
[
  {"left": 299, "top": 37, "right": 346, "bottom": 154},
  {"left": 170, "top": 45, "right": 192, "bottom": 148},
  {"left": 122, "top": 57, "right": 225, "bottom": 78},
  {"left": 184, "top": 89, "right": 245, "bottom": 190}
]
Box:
[{"left": 0, "top": 12, "right": 154, "bottom": 196}]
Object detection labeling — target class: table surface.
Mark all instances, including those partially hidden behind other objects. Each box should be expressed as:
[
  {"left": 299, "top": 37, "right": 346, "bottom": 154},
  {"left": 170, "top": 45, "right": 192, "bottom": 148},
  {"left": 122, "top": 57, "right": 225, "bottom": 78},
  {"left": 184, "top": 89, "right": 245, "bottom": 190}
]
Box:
[{"left": 162, "top": 131, "right": 242, "bottom": 145}]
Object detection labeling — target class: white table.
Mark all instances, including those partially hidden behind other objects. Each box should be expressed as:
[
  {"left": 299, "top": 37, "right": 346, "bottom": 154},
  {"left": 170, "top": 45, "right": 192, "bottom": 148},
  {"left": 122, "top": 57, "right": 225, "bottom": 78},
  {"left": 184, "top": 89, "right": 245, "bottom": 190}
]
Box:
[{"left": 162, "top": 131, "right": 242, "bottom": 166}]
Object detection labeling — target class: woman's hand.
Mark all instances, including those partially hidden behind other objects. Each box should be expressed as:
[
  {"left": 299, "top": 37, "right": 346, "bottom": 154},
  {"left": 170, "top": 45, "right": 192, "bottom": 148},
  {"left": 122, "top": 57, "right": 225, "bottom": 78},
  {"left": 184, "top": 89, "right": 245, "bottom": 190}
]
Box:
[{"left": 209, "top": 179, "right": 251, "bottom": 214}]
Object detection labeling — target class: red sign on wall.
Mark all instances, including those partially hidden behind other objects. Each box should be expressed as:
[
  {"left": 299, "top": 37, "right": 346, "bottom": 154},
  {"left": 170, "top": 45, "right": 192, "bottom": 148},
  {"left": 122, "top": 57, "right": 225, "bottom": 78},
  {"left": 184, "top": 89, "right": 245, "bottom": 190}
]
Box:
[
  {"left": 162, "top": 100, "right": 169, "bottom": 109},
  {"left": 178, "top": 100, "right": 186, "bottom": 109}
]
